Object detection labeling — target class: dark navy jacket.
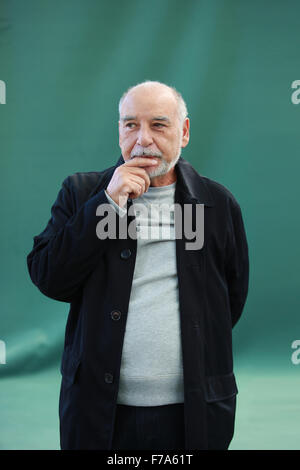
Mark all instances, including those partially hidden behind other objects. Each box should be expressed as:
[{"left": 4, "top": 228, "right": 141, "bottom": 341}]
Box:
[{"left": 27, "top": 154, "right": 249, "bottom": 450}]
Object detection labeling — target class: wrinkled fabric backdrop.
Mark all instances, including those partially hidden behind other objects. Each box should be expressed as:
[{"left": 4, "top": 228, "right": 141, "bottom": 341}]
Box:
[{"left": 0, "top": 0, "right": 299, "bottom": 449}]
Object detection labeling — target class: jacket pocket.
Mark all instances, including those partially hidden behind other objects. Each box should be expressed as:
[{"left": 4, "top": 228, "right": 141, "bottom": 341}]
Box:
[
  {"left": 204, "top": 372, "right": 238, "bottom": 403},
  {"left": 60, "top": 349, "right": 81, "bottom": 387}
]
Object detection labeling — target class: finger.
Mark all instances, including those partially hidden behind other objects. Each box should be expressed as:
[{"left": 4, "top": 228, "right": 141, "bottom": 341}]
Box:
[
  {"left": 125, "top": 167, "right": 151, "bottom": 191},
  {"left": 129, "top": 174, "right": 147, "bottom": 194},
  {"left": 127, "top": 180, "right": 144, "bottom": 199},
  {"left": 124, "top": 157, "right": 159, "bottom": 168}
]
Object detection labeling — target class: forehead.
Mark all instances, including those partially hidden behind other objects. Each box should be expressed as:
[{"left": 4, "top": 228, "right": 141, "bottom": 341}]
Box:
[{"left": 120, "top": 86, "right": 178, "bottom": 119}]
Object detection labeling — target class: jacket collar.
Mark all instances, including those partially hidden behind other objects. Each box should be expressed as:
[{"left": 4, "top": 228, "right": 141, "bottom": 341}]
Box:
[{"left": 114, "top": 154, "right": 215, "bottom": 207}]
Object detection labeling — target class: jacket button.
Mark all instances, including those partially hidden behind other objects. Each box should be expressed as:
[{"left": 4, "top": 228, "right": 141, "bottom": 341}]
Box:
[
  {"left": 120, "top": 249, "right": 131, "bottom": 259},
  {"left": 104, "top": 373, "right": 113, "bottom": 384},
  {"left": 111, "top": 310, "right": 121, "bottom": 321}
]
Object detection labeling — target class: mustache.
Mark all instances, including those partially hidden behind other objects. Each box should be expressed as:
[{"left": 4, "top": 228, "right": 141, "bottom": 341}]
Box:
[{"left": 130, "top": 149, "right": 163, "bottom": 159}]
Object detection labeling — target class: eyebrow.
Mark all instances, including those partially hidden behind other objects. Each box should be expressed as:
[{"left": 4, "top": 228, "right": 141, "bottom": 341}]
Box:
[
  {"left": 120, "top": 115, "right": 136, "bottom": 122},
  {"left": 152, "top": 116, "right": 171, "bottom": 123},
  {"left": 120, "top": 115, "right": 171, "bottom": 124}
]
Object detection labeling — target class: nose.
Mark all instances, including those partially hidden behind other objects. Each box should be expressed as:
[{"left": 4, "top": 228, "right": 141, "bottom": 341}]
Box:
[{"left": 136, "top": 124, "right": 153, "bottom": 147}]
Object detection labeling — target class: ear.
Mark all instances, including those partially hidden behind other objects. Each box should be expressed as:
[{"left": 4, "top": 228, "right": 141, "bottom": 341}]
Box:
[{"left": 181, "top": 118, "right": 190, "bottom": 148}]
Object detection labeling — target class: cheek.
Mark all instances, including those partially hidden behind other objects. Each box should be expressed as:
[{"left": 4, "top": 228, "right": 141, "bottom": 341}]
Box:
[
  {"left": 161, "top": 135, "right": 179, "bottom": 156},
  {"left": 156, "top": 134, "right": 171, "bottom": 149},
  {"left": 120, "top": 134, "right": 135, "bottom": 150}
]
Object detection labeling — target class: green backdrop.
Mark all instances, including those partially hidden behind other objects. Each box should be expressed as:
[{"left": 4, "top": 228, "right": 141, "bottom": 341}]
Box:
[{"left": 1, "top": 0, "right": 300, "bottom": 450}]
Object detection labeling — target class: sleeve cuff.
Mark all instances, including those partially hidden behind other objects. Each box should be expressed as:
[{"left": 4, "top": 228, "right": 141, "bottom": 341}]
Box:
[{"left": 104, "top": 190, "right": 127, "bottom": 218}]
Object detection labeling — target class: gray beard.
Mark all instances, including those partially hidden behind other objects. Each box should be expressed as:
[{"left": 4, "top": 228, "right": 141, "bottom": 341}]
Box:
[{"left": 147, "top": 151, "right": 181, "bottom": 179}]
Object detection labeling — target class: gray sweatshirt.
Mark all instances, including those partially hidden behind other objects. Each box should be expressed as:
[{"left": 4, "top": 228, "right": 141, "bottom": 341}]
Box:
[{"left": 104, "top": 182, "right": 184, "bottom": 406}]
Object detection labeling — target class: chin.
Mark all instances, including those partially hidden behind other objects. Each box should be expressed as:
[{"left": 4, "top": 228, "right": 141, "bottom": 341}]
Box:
[{"left": 148, "top": 165, "right": 167, "bottom": 179}]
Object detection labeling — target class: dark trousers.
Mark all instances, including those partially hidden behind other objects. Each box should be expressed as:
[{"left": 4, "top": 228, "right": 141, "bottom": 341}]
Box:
[{"left": 111, "top": 403, "right": 185, "bottom": 451}]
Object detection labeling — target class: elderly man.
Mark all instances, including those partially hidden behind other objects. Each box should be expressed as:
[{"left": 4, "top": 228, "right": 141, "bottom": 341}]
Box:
[{"left": 27, "top": 80, "right": 249, "bottom": 451}]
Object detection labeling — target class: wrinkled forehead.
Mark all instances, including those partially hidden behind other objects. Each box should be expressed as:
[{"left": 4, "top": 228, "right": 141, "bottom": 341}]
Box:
[{"left": 120, "top": 86, "right": 178, "bottom": 121}]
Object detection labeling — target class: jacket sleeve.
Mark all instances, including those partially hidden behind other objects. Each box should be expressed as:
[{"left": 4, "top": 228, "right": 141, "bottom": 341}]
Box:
[
  {"left": 225, "top": 198, "right": 249, "bottom": 328},
  {"left": 27, "top": 175, "right": 114, "bottom": 303}
]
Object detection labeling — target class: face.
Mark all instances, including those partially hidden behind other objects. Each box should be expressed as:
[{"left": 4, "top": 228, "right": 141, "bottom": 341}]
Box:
[{"left": 118, "top": 84, "right": 189, "bottom": 180}]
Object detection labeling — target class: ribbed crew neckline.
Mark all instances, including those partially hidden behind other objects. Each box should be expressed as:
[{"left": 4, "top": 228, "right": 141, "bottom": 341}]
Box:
[{"left": 146, "top": 181, "right": 176, "bottom": 193}]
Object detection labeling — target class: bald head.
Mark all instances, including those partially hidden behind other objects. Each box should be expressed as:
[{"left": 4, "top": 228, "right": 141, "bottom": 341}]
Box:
[{"left": 119, "top": 80, "right": 188, "bottom": 125}]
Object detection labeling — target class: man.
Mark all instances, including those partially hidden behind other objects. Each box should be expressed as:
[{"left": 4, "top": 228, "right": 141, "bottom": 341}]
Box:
[{"left": 27, "top": 80, "right": 249, "bottom": 450}]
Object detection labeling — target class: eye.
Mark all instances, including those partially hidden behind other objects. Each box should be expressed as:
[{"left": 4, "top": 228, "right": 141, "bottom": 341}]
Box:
[
  {"left": 125, "top": 122, "right": 136, "bottom": 129},
  {"left": 153, "top": 123, "right": 165, "bottom": 128}
]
